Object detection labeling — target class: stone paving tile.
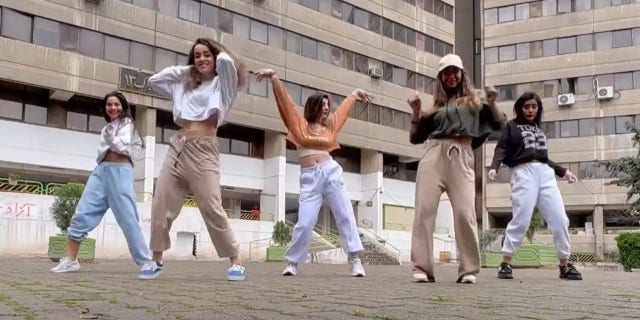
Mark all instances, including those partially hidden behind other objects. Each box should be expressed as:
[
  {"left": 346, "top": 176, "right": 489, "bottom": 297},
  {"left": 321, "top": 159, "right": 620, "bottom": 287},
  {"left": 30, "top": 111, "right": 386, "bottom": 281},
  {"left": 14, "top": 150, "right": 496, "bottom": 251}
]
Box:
[{"left": 1, "top": 258, "right": 640, "bottom": 319}]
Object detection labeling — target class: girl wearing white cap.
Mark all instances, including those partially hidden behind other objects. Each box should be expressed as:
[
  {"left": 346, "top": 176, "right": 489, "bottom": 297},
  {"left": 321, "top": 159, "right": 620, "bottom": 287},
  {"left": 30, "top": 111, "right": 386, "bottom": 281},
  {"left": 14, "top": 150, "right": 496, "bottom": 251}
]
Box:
[{"left": 408, "top": 54, "right": 505, "bottom": 284}]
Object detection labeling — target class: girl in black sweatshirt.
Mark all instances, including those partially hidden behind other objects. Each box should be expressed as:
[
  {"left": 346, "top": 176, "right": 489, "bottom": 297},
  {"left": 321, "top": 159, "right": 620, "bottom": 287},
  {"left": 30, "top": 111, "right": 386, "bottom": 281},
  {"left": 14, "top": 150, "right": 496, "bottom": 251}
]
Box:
[{"left": 488, "top": 91, "right": 582, "bottom": 281}]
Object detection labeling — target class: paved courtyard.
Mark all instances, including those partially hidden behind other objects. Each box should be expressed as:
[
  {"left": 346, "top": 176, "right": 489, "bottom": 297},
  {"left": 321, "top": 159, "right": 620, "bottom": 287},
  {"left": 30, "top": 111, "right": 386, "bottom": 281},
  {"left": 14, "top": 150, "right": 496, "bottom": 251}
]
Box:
[{"left": 0, "top": 258, "right": 639, "bottom": 320}]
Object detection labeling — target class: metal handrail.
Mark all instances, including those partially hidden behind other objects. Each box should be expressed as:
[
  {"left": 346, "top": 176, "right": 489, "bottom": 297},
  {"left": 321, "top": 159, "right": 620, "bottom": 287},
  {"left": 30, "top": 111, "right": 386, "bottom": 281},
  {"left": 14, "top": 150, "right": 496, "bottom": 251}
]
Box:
[
  {"left": 0, "top": 178, "right": 44, "bottom": 195},
  {"left": 359, "top": 227, "right": 401, "bottom": 258}
]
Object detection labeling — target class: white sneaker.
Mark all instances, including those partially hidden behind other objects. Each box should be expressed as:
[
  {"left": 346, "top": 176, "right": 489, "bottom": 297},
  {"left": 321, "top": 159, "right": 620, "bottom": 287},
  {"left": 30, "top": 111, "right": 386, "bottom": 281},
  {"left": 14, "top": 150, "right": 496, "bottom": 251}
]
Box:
[
  {"left": 412, "top": 272, "right": 429, "bottom": 282},
  {"left": 50, "top": 257, "right": 80, "bottom": 273},
  {"left": 350, "top": 258, "right": 366, "bottom": 277},
  {"left": 282, "top": 264, "right": 297, "bottom": 276},
  {"left": 137, "top": 261, "right": 162, "bottom": 280},
  {"left": 460, "top": 274, "right": 477, "bottom": 284}
]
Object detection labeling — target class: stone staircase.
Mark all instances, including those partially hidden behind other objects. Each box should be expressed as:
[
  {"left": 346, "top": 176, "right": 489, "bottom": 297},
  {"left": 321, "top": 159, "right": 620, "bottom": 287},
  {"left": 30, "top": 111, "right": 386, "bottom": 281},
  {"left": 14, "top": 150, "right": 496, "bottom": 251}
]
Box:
[{"left": 358, "top": 231, "right": 400, "bottom": 265}]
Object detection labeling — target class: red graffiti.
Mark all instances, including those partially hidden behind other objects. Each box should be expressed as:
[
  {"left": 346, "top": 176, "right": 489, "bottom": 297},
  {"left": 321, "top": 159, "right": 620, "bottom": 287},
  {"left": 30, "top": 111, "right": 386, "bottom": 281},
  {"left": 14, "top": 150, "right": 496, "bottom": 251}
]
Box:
[{"left": 0, "top": 202, "right": 35, "bottom": 218}]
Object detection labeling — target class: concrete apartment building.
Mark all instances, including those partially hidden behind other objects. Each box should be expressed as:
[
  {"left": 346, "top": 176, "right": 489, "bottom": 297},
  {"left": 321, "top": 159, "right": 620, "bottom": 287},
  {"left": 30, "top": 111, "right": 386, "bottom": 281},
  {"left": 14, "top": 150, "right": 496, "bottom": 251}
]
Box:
[
  {"left": 0, "top": 0, "right": 459, "bottom": 261},
  {"left": 481, "top": 0, "right": 640, "bottom": 259}
]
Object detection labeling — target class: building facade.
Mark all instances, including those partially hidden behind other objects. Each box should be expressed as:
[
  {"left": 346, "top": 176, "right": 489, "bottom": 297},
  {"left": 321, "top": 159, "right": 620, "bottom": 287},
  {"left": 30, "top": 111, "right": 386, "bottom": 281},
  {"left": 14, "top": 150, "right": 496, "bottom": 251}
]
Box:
[
  {"left": 0, "top": 0, "right": 458, "bottom": 261},
  {"left": 481, "top": 0, "right": 640, "bottom": 259}
]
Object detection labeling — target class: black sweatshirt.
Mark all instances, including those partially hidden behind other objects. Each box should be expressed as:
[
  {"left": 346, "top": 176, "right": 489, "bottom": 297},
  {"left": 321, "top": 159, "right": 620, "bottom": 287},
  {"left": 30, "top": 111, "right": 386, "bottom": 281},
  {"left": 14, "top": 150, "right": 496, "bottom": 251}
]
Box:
[{"left": 490, "top": 120, "right": 566, "bottom": 177}]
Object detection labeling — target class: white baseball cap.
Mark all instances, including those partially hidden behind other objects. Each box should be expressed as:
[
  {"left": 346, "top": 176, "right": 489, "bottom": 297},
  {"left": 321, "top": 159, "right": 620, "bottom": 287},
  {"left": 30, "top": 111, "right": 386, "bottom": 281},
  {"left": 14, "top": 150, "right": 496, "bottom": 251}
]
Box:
[{"left": 438, "top": 54, "right": 464, "bottom": 72}]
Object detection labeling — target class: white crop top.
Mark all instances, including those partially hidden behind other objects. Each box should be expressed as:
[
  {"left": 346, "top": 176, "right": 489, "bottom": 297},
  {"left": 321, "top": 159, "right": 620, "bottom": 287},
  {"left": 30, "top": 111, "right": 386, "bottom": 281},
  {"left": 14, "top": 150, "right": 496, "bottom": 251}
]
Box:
[
  {"left": 148, "top": 52, "right": 238, "bottom": 127},
  {"left": 298, "top": 148, "right": 330, "bottom": 158},
  {"left": 96, "top": 117, "right": 144, "bottom": 164}
]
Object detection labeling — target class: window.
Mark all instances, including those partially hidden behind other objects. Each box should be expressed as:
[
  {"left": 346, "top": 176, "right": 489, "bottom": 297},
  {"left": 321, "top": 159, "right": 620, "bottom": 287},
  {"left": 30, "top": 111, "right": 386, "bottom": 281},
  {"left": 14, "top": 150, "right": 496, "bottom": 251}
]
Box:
[
  {"left": 597, "top": 73, "right": 613, "bottom": 87},
  {"left": 129, "top": 42, "right": 153, "bottom": 71},
  {"left": 354, "top": 55, "right": 368, "bottom": 74},
  {"left": 178, "top": 0, "right": 200, "bottom": 23},
  {"left": 1, "top": 8, "right": 32, "bottom": 42},
  {"left": 250, "top": 20, "right": 268, "bottom": 44},
  {"left": 595, "top": 0, "right": 612, "bottom": 9},
  {"left": 577, "top": 34, "right": 593, "bottom": 52},
  {"left": 633, "top": 28, "right": 640, "bottom": 45},
  {"left": 353, "top": 8, "right": 368, "bottom": 29},
  {"left": 529, "top": 1, "right": 543, "bottom": 18},
  {"left": 499, "top": 85, "right": 516, "bottom": 100},
  {"left": 600, "top": 117, "right": 616, "bottom": 135},
  {"left": 233, "top": 14, "right": 250, "bottom": 38},
  {"left": 301, "top": 0, "right": 319, "bottom": 10},
  {"left": 268, "top": 26, "right": 284, "bottom": 50},
  {"left": 218, "top": 9, "right": 234, "bottom": 34},
  {"left": 558, "top": 36, "right": 576, "bottom": 54},
  {"left": 368, "top": 104, "right": 380, "bottom": 124},
  {"left": 576, "top": 76, "right": 593, "bottom": 94},
  {"left": 230, "top": 140, "right": 250, "bottom": 155},
  {"left": 59, "top": 24, "right": 80, "bottom": 53},
  {"left": 543, "top": 39, "right": 557, "bottom": 56},
  {"left": 634, "top": 71, "right": 640, "bottom": 89},
  {"left": 317, "top": 42, "right": 331, "bottom": 63},
  {"left": 248, "top": 73, "right": 268, "bottom": 97},
  {"left": 558, "top": 0, "right": 572, "bottom": 12},
  {"left": 353, "top": 102, "right": 368, "bottom": 121},
  {"left": 342, "top": 3, "right": 354, "bottom": 23},
  {"left": 67, "top": 111, "right": 88, "bottom": 131},
  {"left": 342, "top": 50, "right": 354, "bottom": 70},
  {"left": 612, "top": 29, "right": 632, "bottom": 48},
  {"left": 382, "top": 19, "right": 393, "bottom": 38},
  {"left": 132, "top": 0, "right": 154, "bottom": 9},
  {"left": 393, "top": 23, "right": 407, "bottom": 43},
  {"left": 616, "top": 116, "right": 634, "bottom": 134},
  {"left": 318, "top": 0, "right": 331, "bottom": 14},
  {"left": 560, "top": 120, "right": 579, "bottom": 137},
  {"left": 79, "top": 29, "right": 104, "bottom": 59},
  {"left": 531, "top": 41, "right": 544, "bottom": 58},
  {"left": 498, "top": 6, "right": 515, "bottom": 23},
  {"left": 485, "top": 47, "right": 498, "bottom": 64},
  {"left": 88, "top": 115, "right": 106, "bottom": 132},
  {"left": 286, "top": 32, "right": 302, "bottom": 55},
  {"left": 33, "top": 18, "right": 60, "bottom": 49},
  {"left": 331, "top": 46, "right": 342, "bottom": 66},
  {"left": 595, "top": 31, "right": 613, "bottom": 50},
  {"left": 24, "top": 104, "right": 47, "bottom": 125},
  {"left": 614, "top": 72, "right": 633, "bottom": 90},
  {"left": 200, "top": 4, "right": 218, "bottom": 28},
  {"left": 301, "top": 87, "right": 316, "bottom": 104},
  {"left": 542, "top": 121, "right": 559, "bottom": 138},
  {"left": 516, "top": 43, "right": 530, "bottom": 60},
  {"left": 579, "top": 118, "right": 595, "bottom": 136},
  {"left": 158, "top": 0, "right": 178, "bottom": 16},
  {"left": 104, "top": 36, "right": 130, "bottom": 65},
  {"left": 516, "top": 83, "right": 531, "bottom": 97},
  {"left": 515, "top": 4, "right": 529, "bottom": 20},
  {"left": 392, "top": 67, "right": 408, "bottom": 87},
  {"left": 380, "top": 107, "right": 393, "bottom": 126},
  {"left": 542, "top": 0, "right": 557, "bottom": 16},
  {"left": 301, "top": 37, "right": 317, "bottom": 59},
  {"left": 575, "top": 0, "right": 593, "bottom": 11},
  {"left": 544, "top": 80, "right": 559, "bottom": 97},
  {"left": 0, "top": 99, "right": 22, "bottom": 120},
  {"left": 368, "top": 13, "right": 381, "bottom": 33},
  {"left": 155, "top": 48, "right": 177, "bottom": 71},
  {"left": 560, "top": 78, "right": 576, "bottom": 94},
  {"left": 499, "top": 45, "right": 516, "bottom": 61},
  {"left": 284, "top": 82, "right": 302, "bottom": 105}
]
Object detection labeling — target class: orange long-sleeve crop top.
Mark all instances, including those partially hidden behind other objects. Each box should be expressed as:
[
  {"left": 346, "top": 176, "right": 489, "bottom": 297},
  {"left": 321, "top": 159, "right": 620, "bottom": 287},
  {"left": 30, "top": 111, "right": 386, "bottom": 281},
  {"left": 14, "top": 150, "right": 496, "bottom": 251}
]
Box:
[{"left": 271, "top": 77, "right": 356, "bottom": 152}]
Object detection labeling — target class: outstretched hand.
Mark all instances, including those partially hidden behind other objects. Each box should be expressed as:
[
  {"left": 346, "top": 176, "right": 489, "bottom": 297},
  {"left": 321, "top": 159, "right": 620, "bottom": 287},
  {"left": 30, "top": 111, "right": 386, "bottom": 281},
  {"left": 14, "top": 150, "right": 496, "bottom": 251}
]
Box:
[
  {"left": 488, "top": 169, "right": 497, "bottom": 180},
  {"left": 564, "top": 170, "right": 578, "bottom": 184},
  {"left": 254, "top": 69, "right": 276, "bottom": 81},
  {"left": 352, "top": 89, "right": 373, "bottom": 103},
  {"left": 407, "top": 95, "right": 421, "bottom": 114}
]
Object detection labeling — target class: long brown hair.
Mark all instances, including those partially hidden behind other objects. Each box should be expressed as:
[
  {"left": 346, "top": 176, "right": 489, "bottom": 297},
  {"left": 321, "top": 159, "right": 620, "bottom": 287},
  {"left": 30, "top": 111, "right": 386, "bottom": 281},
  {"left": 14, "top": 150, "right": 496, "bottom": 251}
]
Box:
[
  {"left": 101, "top": 91, "right": 133, "bottom": 123},
  {"left": 183, "top": 38, "right": 247, "bottom": 91},
  {"left": 432, "top": 68, "right": 480, "bottom": 109},
  {"left": 304, "top": 93, "right": 330, "bottom": 124}
]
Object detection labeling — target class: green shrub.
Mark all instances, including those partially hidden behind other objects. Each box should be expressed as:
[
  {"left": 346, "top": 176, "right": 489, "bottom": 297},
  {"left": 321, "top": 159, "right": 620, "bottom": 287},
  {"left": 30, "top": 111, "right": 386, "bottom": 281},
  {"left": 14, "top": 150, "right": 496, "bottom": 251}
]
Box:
[
  {"left": 271, "top": 220, "right": 292, "bottom": 247},
  {"left": 615, "top": 232, "right": 640, "bottom": 271},
  {"left": 49, "top": 183, "right": 84, "bottom": 233}
]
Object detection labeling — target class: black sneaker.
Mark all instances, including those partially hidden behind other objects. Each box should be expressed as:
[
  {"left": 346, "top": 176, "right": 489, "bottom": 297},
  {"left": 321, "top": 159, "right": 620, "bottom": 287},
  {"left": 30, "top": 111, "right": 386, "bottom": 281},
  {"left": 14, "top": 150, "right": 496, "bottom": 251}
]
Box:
[
  {"left": 497, "top": 262, "right": 513, "bottom": 279},
  {"left": 559, "top": 263, "right": 582, "bottom": 280}
]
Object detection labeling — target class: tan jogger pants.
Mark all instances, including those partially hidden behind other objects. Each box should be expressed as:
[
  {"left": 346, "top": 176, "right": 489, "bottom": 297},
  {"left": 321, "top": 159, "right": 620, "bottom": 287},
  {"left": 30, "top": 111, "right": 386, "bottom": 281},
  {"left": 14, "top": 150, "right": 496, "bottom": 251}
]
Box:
[
  {"left": 149, "top": 133, "right": 239, "bottom": 258},
  {"left": 411, "top": 138, "right": 480, "bottom": 281}
]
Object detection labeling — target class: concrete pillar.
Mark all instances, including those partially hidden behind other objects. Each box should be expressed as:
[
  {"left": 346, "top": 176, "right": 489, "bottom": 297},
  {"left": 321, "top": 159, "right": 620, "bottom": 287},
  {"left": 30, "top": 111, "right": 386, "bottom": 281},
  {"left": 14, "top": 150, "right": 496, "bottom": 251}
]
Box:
[
  {"left": 594, "top": 205, "right": 604, "bottom": 261},
  {"left": 359, "top": 149, "right": 383, "bottom": 234},
  {"left": 261, "top": 132, "right": 286, "bottom": 222},
  {"left": 133, "top": 105, "right": 156, "bottom": 202},
  {"left": 46, "top": 100, "right": 66, "bottom": 128}
]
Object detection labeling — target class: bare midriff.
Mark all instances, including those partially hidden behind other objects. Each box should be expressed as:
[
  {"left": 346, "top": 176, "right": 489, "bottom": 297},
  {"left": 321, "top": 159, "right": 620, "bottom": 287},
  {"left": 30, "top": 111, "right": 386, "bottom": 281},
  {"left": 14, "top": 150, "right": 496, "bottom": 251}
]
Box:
[
  {"left": 299, "top": 153, "right": 332, "bottom": 168},
  {"left": 180, "top": 114, "right": 219, "bottom": 136},
  {"left": 103, "top": 150, "right": 129, "bottom": 163}
]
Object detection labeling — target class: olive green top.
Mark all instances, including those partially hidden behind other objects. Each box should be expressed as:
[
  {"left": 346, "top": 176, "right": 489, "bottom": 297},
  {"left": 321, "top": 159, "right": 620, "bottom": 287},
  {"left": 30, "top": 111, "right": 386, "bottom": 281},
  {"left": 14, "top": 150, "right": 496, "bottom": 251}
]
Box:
[{"left": 410, "top": 98, "right": 505, "bottom": 149}]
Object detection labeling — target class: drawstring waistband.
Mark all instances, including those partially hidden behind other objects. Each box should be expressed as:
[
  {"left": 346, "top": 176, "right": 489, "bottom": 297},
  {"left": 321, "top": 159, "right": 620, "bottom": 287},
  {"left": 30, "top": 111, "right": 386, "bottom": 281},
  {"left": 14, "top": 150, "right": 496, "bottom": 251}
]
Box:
[{"left": 446, "top": 144, "right": 460, "bottom": 160}]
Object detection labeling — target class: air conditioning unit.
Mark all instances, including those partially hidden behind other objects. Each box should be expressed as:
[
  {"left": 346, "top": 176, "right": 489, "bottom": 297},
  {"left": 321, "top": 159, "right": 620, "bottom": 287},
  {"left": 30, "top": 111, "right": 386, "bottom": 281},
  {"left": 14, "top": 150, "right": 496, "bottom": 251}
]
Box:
[
  {"left": 368, "top": 66, "right": 383, "bottom": 79},
  {"left": 597, "top": 86, "right": 613, "bottom": 100},
  {"left": 557, "top": 93, "right": 575, "bottom": 107}
]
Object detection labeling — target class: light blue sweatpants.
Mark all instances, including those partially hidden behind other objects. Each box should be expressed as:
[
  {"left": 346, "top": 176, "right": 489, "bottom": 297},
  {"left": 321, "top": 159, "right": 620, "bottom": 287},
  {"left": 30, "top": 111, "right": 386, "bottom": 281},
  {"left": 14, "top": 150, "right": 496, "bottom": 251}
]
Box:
[{"left": 67, "top": 162, "right": 151, "bottom": 265}]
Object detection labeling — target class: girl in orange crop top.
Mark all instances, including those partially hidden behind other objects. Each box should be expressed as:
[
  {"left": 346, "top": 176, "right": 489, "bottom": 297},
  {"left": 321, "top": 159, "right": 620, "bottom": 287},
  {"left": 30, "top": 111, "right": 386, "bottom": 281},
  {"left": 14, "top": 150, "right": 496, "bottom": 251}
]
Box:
[{"left": 255, "top": 68, "right": 372, "bottom": 277}]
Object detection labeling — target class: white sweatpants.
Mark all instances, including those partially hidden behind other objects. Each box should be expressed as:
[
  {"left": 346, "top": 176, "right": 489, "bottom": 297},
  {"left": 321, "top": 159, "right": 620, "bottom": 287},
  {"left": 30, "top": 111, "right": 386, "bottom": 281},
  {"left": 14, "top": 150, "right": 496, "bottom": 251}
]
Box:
[
  {"left": 502, "top": 162, "right": 571, "bottom": 259},
  {"left": 284, "top": 159, "right": 364, "bottom": 263}
]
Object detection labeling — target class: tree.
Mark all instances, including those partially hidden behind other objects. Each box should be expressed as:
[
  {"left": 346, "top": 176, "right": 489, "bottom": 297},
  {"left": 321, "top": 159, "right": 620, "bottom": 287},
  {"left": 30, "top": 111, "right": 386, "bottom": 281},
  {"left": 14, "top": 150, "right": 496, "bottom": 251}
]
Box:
[
  {"left": 49, "top": 183, "right": 84, "bottom": 233},
  {"left": 598, "top": 123, "right": 640, "bottom": 222}
]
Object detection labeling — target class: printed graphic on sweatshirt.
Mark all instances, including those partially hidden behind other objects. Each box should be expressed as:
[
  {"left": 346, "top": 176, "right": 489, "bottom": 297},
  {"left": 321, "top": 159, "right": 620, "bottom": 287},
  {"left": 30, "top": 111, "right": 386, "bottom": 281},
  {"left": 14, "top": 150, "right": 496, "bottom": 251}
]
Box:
[{"left": 517, "top": 124, "right": 547, "bottom": 151}]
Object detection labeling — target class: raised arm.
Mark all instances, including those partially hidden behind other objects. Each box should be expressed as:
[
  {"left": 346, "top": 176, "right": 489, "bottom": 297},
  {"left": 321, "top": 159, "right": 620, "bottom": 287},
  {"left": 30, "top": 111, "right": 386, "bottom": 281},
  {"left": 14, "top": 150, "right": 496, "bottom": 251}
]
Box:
[
  {"left": 103, "top": 118, "right": 144, "bottom": 159},
  {"left": 148, "top": 65, "right": 191, "bottom": 96},
  {"left": 328, "top": 89, "right": 372, "bottom": 132},
  {"left": 254, "top": 69, "right": 304, "bottom": 131},
  {"left": 215, "top": 52, "right": 239, "bottom": 107}
]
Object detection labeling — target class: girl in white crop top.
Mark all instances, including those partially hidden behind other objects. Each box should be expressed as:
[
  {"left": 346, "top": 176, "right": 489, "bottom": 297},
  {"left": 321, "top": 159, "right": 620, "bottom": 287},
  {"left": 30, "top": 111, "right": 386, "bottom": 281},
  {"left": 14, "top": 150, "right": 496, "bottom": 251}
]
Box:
[{"left": 147, "top": 38, "right": 248, "bottom": 281}]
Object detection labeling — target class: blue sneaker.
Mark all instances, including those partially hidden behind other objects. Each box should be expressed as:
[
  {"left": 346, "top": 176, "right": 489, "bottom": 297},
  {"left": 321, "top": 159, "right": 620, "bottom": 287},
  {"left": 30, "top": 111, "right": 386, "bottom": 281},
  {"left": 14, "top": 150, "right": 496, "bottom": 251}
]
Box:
[
  {"left": 138, "top": 261, "right": 163, "bottom": 280},
  {"left": 227, "top": 264, "right": 246, "bottom": 281}
]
